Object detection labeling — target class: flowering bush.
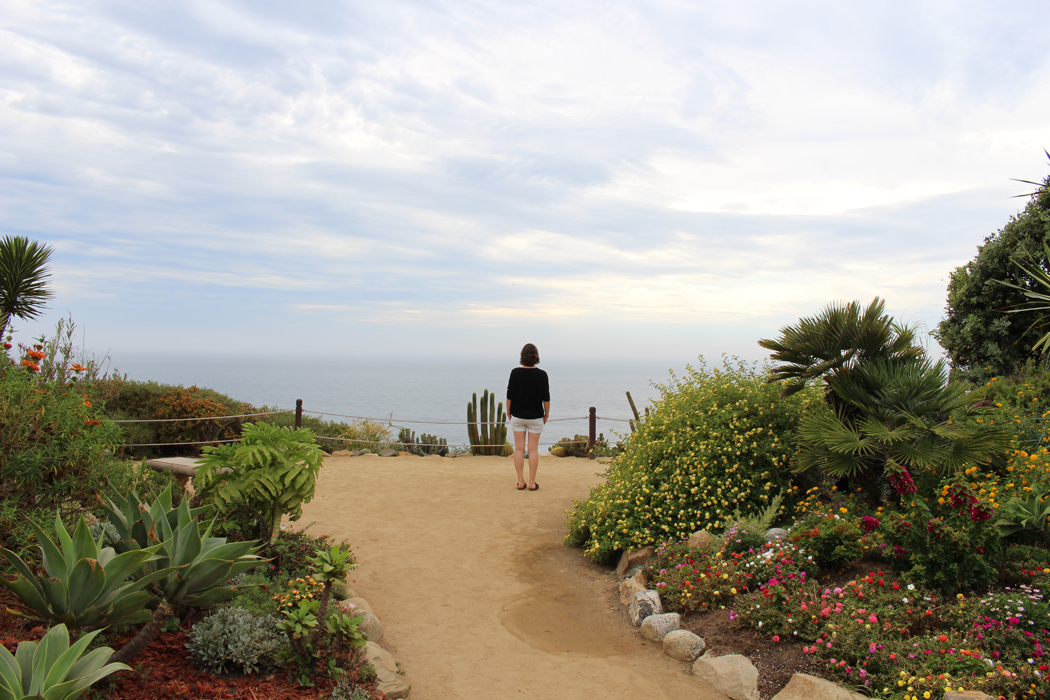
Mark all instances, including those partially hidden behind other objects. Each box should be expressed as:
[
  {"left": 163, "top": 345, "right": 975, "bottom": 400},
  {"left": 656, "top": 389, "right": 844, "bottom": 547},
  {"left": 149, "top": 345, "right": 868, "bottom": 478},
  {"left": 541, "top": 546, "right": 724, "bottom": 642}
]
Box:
[
  {"left": 883, "top": 476, "right": 1004, "bottom": 595},
  {"left": 790, "top": 512, "right": 864, "bottom": 571},
  {"left": 565, "top": 356, "right": 820, "bottom": 563}
]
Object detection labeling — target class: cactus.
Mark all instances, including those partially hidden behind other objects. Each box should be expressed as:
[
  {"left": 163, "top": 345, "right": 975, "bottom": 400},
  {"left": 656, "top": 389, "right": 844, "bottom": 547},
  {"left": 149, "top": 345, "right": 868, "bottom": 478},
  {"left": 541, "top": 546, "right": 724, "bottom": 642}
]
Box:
[{"left": 467, "top": 390, "right": 508, "bottom": 456}]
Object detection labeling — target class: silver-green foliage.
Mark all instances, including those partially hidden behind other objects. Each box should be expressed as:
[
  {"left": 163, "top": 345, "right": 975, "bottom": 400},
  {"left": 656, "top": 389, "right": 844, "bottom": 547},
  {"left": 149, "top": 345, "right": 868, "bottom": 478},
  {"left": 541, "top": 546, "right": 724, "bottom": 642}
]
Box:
[
  {"left": 0, "top": 624, "right": 129, "bottom": 700},
  {"left": 186, "top": 607, "right": 285, "bottom": 675},
  {"left": 197, "top": 423, "right": 325, "bottom": 545}
]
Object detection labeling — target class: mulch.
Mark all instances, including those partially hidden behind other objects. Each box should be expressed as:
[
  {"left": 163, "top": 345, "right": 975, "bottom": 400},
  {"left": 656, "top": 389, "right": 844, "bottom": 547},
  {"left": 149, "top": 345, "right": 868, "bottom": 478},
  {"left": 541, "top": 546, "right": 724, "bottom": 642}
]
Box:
[{"left": 0, "top": 588, "right": 384, "bottom": 700}]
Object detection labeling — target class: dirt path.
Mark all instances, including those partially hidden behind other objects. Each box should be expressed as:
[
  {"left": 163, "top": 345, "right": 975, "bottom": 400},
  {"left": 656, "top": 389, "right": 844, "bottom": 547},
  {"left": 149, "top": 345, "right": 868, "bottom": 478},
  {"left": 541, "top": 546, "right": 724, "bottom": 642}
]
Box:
[{"left": 300, "top": 453, "right": 728, "bottom": 700}]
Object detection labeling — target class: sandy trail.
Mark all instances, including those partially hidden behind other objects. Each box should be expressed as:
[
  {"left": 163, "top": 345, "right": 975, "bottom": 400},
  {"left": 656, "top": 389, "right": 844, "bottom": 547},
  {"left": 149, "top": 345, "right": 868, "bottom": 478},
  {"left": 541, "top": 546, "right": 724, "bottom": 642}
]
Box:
[{"left": 300, "top": 453, "right": 727, "bottom": 700}]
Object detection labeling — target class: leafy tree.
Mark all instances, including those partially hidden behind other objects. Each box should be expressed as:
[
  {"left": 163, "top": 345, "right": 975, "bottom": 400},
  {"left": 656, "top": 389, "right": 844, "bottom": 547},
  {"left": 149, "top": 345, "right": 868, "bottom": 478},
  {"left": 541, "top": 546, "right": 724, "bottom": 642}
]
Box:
[
  {"left": 0, "top": 235, "right": 53, "bottom": 340},
  {"left": 934, "top": 163, "right": 1050, "bottom": 381}
]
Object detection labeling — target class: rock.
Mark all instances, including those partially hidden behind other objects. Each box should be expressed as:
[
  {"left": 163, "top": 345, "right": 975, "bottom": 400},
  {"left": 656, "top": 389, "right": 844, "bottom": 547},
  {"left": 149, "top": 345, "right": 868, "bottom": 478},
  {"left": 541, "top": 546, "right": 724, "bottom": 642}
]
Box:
[
  {"left": 331, "top": 450, "right": 352, "bottom": 456},
  {"left": 379, "top": 448, "right": 398, "bottom": 457},
  {"left": 692, "top": 653, "right": 759, "bottom": 700},
  {"left": 771, "top": 673, "right": 869, "bottom": 700},
  {"left": 662, "top": 629, "right": 705, "bottom": 661},
  {"left": 628, "top": 590, "right": 662, "bottom": 626},
  {"left": 618, "top": 572, "right": 648, "bottom": 606},
  {"left": 640, "top": 612, "right": 681, "bottom": 641},
  {"left": 943, "top": 692, "right": 997, "bottom": 700},
  {"left": 354, "top": 610, "right": 384, "bottom": 642},
  {"left": 687, "top": 531, "right": 716, "bottom": 551},
  {"left": 765, "top": 527, "right": 789, "bottom": 542},
  {"left": 625, "top": 565, "right": 645, "bottom": 579},
  {"left": 397, "top": 451, "right": 411, "bottom": 456},
  {"left": 350, "top": 450, "right": 362, "bottom": 456},
  {"left": 616, "top": 546, "right": 655, "bottom": 576},
  {"left": 361, "top": 641, "right": 410, "bottom": 699},
  {"left": 346, "top": 597, "right": 374, "bottom": 616}
]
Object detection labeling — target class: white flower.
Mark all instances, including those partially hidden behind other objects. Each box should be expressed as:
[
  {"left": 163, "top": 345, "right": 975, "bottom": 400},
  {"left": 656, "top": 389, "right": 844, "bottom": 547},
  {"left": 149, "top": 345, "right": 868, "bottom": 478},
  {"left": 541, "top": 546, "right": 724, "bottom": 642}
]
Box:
[{"left": 907, "top": 584, "right": 915, "bottom": 590}]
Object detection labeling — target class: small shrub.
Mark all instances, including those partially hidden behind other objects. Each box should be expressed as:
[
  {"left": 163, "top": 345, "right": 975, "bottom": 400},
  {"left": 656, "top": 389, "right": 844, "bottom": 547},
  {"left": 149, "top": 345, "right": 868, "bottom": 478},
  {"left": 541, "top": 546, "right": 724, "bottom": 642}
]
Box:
[
  {"left": 882, "top": 477, "right": 1004, "bottom": 595},
  {"left": 721, "top": 521, "right": 767, "bottom": 555},
  {"left": 565, "top": 356, "right": 821, "bottom": 563},
  {"left": 329, "top": 677, "right": 375, "bottom": 700},
  {"left": 789, "top": 513, "right": 863, "bottom": 571},
  {"left": 186, "top": 607, "right": 285, "bottom": 675}
]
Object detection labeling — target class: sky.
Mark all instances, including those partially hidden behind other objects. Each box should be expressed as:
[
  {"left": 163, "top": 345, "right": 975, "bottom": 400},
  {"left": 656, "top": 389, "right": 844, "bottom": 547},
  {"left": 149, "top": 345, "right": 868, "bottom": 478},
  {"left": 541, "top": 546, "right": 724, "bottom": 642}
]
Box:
[{"left": 2, "top": 0, "right": 1049, "bottom": 363}]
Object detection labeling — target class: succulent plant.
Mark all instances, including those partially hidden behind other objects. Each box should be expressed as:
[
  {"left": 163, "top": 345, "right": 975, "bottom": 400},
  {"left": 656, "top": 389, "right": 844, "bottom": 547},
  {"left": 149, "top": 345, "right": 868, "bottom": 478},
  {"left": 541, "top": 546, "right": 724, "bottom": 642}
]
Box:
[
  {"left": 0, "top": 624, "right": 129, "bottom": 700},
  {"left": 0, "top": 514, "right": 168, "bottom": 628},
  {"left": 186, "top": 607, "right": 284, "bottom": 675},
  {"left": 467, "top": 390, "right": 508, "bottom": 456}
]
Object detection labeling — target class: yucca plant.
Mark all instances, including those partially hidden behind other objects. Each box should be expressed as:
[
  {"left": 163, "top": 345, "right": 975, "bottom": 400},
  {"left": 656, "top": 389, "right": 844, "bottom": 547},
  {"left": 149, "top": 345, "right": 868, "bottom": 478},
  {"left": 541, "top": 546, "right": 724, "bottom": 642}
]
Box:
[
  {"left": 0, "top": 514, "right": 168, "bottom": 628},
  {"left": 0, "top": 235, "right": 53, "bottom": 341},
  {"left": 196, "top": 422, "right": 325, "bottom": 546},
  {"left": 0, "top": 624, "right": 129, "bottom": 700}
]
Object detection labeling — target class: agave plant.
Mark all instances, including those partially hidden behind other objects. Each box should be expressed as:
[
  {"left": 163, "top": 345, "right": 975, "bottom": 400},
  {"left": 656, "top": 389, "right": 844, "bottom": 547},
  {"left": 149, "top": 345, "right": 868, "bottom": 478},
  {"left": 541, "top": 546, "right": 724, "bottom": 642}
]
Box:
[
  {"left": 0, "top": 514, "right": 168, "bottom": 628},
  {"left": 99, "top": 487, "right": 267, "bottom": 664},
  {"left": 0, "top": 624, "right": 129, "bottom": 700},
  {"left": 997, "top": 485, "right": 1050, "bottom": 546}
]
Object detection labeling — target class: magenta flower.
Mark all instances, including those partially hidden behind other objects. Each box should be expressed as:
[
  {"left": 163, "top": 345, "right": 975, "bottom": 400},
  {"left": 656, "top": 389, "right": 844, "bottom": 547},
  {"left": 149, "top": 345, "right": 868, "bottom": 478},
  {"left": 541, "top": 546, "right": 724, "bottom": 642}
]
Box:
[{"left": 860, "top": 516, "right": 880, "bottom": 532}]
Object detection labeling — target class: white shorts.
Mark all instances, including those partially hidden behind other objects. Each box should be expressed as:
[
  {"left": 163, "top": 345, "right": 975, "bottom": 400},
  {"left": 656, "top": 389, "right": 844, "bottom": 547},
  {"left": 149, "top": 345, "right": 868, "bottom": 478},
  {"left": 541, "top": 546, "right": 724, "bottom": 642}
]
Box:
[{"left": 510, "top": 415, "right": 545, "bottom": 435}]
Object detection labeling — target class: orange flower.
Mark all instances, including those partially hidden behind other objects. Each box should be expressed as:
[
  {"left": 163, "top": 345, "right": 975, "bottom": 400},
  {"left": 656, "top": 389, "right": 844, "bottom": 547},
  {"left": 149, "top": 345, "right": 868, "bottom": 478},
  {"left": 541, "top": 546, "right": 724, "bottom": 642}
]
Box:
[{"left": 69, "top": 363, "right": 88, "bottom": 372}]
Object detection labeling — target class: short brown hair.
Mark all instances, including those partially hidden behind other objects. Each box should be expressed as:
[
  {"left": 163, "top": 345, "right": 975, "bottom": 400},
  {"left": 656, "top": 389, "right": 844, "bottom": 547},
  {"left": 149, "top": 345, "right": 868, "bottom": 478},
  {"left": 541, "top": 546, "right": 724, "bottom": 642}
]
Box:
[{"left": 520, "top": 343, "right": 540, "bottom": 366}]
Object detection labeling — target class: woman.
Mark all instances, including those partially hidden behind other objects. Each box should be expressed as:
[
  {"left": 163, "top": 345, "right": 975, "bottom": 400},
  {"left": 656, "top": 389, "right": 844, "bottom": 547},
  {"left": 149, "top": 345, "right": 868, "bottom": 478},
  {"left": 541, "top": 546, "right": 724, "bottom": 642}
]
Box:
[{"left": 505, "top": 343, "right": 550, "bottom": 491}]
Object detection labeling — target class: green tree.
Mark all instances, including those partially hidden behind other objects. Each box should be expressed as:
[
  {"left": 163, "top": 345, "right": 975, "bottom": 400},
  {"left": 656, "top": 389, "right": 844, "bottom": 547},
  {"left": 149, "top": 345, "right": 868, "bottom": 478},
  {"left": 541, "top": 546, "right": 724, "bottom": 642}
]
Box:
[
  {"left": 0, "top": 235, "right": 53, "bottom": 340},
  {"left": 934, "top": 164, "right": 1050, "bottom": 381}
]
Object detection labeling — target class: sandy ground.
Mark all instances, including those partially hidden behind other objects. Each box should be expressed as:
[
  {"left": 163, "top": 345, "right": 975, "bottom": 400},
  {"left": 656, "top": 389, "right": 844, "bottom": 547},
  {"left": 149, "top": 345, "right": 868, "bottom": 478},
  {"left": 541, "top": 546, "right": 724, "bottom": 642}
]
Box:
[{"left": 299, "top": 453, "right": 728, "bottom": 700}]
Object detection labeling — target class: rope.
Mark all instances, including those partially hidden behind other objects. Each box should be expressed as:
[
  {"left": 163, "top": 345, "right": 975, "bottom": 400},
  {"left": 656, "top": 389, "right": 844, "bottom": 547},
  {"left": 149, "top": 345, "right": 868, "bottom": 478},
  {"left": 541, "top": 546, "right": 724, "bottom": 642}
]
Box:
[
  {"left": 597, "top": 416, "right": 633, "bottom": 423},
  {"left": 113, "top": 410, "right": 293, "bottom": 424},
  {"left": 301, "top": 409, "right": 590, "bottom": 424},
  {"left": 315, "top": 435, "right": 591, "bottom": 448},
  {"left": 122, "top": 438, "right": 242, "bottom": 447}
]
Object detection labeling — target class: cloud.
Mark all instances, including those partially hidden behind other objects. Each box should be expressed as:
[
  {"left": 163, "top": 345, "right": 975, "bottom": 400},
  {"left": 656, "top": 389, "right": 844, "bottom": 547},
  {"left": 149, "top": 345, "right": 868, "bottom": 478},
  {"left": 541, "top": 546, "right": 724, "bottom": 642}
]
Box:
[{"left": 1, "top": 0, "right": 1049, "bottom": 359}]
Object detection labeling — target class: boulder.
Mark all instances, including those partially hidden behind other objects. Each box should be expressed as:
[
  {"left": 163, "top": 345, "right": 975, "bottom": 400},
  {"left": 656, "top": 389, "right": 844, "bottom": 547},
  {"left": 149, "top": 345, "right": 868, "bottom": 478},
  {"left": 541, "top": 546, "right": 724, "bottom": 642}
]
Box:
[
  {"left": 616, "top": 546, "right": 655, "bottom": 576},
  {"left": 350, "top": 450, "right": 362, "bottom": 456},
  {"left": 640, "top": 612, "right": 681, "bottom": 641},
  {"left": 765, "top": 528, "right": 789, "bottom": 542},
  {"left": 361, "top": 641, "right": 410, "bottom": 699},
  {"left": 331, "top": 450, "right": 352, "bottom": 456},
  {"left": 692, "top": 653, "right": 759, "bottom": 700},
  {"left": 771, "top": 673, "right": 869, "bottom": 700},
  {"left": 379, "top": 448, "right": 398, "bottom": 457},
  {"left": 943, "top": 692, "right": 997, "bottom": 700},
  {"left": 687, "top": 531, "right": 716, "bottom": 551},
  {"left": 662, "top": 629, "right": 705, "bottom": 662},
  {"left": 628, "top": 590, "right": 662, "bottom": 626},
  {"left": 355, "top": 610, "right": 384, "bottom": 642},
  {"left": 346, "top": 597, "right": 374, "bottom": 616},
  {"left": 618, "top": 572, "right": 648, "bottom": 606}
]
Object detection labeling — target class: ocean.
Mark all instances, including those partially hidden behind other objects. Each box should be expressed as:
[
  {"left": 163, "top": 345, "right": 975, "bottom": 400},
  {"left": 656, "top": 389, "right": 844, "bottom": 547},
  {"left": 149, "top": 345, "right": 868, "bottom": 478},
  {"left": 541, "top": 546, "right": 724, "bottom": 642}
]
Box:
[{"left": 109, "top": 355, "right": 693, "bottom": 448}]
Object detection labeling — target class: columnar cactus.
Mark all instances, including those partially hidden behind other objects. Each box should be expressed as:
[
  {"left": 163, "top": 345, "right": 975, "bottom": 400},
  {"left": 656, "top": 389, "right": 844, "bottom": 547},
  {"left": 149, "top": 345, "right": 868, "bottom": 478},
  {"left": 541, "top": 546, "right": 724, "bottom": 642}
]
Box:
[{"left": 467, "top": 390, "right": 508, "bottom": 456}]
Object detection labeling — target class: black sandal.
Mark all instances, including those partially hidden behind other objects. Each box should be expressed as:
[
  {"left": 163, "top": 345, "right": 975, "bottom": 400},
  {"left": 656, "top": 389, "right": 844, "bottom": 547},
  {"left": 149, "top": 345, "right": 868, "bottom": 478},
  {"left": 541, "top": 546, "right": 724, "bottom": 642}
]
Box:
[
  {"left": 528, "top": 483, "right": 539, "bottom": 491},
  {"left": 516, "top": 483, "right": 527, "bottom": 490}
]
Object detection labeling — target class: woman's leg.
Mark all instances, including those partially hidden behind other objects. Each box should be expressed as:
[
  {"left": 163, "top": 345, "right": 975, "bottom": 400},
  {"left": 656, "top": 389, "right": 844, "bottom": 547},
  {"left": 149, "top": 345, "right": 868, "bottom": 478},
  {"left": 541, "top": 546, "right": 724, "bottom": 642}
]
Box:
[
  {"left": 527, "top": 430, "right": 541, "bottom": 488},
  {"left": 513, "top": 430, "right": 527, "bottom": 488}
]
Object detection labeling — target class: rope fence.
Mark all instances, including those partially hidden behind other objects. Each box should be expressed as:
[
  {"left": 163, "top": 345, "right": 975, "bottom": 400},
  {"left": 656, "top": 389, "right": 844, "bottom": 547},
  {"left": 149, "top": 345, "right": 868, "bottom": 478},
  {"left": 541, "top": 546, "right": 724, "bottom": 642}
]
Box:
[{"left": 114, "top": 398, "right": 635, "bottom": 456}]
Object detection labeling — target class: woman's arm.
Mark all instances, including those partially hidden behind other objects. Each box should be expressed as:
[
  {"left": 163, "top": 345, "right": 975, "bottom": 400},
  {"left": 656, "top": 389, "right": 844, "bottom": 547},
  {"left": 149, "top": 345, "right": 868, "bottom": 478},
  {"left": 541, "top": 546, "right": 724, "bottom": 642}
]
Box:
[{"left": 543, "top": 401, "right": 550, "bottom": 423}]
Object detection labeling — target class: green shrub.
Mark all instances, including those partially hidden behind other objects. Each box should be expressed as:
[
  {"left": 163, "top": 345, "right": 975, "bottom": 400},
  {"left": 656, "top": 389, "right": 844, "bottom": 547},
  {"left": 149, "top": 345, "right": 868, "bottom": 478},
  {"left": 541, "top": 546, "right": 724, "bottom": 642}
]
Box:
[
  {"left": 565, "top": 356, "right": 820, "bottom": 563},
  {"left": 0, "top": 366, "right": 121, "bottom": 511},
  {"left": 186, "top": 607, "right": 284, "bottom": 674},
  {"left": 789, "top": 512, "right": 863, "bottom": 570},
  {"left": 882, "top": 476, "right": 1004, "bottom": 595}
]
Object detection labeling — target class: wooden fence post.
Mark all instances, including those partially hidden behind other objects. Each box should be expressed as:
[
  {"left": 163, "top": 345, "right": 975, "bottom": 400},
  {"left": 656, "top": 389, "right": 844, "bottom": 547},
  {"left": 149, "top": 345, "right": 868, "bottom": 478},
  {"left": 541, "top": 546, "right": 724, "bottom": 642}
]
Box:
[
  {"left": 295, "top": 399, "right": 302, "bottom": 429},
  {"left": 588, "top": 406, "right": 596, "bottom": 459}
]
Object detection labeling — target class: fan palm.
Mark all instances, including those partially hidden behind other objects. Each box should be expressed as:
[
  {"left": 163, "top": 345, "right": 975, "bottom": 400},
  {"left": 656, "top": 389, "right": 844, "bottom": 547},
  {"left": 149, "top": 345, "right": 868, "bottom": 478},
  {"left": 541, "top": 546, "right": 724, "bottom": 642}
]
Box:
[
  {"left": 0, "top": 236, "right": 53, "bottom": 340},
  {"left": 996, "top": 237, "right": 1050, "bottom": 357},
  {"left": 758, "top": 297, "right": 922, "bottom": 397}
]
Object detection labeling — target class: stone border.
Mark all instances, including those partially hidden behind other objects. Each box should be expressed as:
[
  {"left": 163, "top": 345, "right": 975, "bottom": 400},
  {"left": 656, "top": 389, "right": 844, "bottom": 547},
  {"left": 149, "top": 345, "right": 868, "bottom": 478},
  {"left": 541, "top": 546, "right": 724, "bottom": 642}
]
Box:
[
  {"left": 334, "top": 581, "right": 412, "bottom": 699},
  {"left": 615, "top": 536, "right": 965, "bottom": 700}
]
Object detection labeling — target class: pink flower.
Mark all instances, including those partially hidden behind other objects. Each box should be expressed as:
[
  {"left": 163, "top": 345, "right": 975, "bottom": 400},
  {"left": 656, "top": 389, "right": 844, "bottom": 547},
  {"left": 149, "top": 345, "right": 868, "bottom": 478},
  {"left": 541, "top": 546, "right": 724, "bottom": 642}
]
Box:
[
  {"left": 868, "top": 614, "right": 878, "bottom": 623},
  {"left": 772, "top": 636, "right": 780, "bottom": 642}
]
